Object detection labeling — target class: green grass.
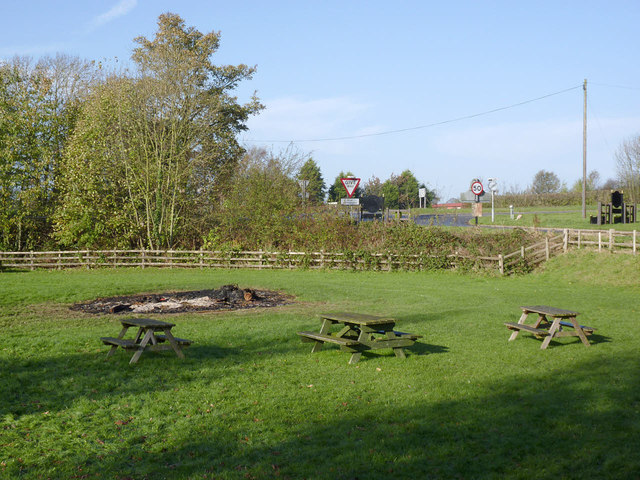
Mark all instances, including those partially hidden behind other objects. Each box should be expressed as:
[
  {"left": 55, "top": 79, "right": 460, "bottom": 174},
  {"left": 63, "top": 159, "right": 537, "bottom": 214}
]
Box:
[{"left": 2, "top": 254, "right": 640, "bottom": 479}]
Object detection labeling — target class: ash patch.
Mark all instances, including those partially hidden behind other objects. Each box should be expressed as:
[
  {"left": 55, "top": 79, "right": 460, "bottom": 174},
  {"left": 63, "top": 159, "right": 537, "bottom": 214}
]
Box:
[{"left": 71, "top": 284, "right": 293, "bottom": 315}]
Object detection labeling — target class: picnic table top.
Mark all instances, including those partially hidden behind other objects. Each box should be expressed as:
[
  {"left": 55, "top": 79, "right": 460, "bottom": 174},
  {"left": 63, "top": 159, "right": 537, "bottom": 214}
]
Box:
[
  {"left": 120, "top": 317, "right": 175, "bottom": 328},
  {"left": 520, "top": 305, "right": 579, "bottom": 317},
  {"left": 320, "top": 312, "right": 396, "bottom": 326}
]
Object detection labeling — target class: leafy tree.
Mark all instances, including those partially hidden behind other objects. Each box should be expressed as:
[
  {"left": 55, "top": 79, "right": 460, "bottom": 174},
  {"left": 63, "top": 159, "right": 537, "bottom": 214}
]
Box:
[
  {"left": 297, "top": 157, "right": 325, "bottom": 204},
  {"left": 601, "top": 178, "right": 620, "bottom": 191},
  {"left": 615, "top": 135, "right": 640, "bottom": 203},
  {"left": 381, "top": 178, "right": 400, "bottom": 208},
  {"left": 56, "top": 13, "right": 263, "bottom": 249},
  {"left": 206, "top": 146, "right": 302, "bottom": 249},
  {"left": 529, "top": 170, "right": 563, "bottom": 194},
  {"left": 0, "top": 55, "right": 96, "bottom": 250},
  {"left": 362, "top": 176, "right": 384, "bottom": 197},
  {"left": 396, "top": 170, "right": 420, "bottom": 208},
  {"left": 327, "top": 171, "right": 362, "bottom": 201},
  {"left": 379, "top": 170, "right": 425, "bottom": 208},
  {"left": 571, "top": 170, "right": 601, "bottom": 192}
]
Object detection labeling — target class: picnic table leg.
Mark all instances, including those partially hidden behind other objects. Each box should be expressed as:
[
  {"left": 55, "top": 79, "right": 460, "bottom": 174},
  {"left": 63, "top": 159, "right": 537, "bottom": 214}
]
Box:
[
  {"left": 509, "top": 311, "right": 529, "bottom": 341},
  {"left": 162, "top": 328, "right": 186, "bottom": 358},
  {"left": 568, "top": 317, "right": 591, "bottom": 347},
  {"left": 312, "top": 318, "right": 333, "bottom": 353},
  {"left": 386, "top": 331, "right": 407, "bottom": 359},
  {"left": 348, "top": 327, "right": 371, "bottom": 364},
  {"left": 130, "top": 329, "right": 154, "bottom": 364},
  {"left": 532, "top": 314, "right": 547, "bottom": 328},
  {"left": 106, "top": 325, "right": 130, "bottom": 358},
  {"left": 540, "top": 319, "right": 561, "bottom": 350}
]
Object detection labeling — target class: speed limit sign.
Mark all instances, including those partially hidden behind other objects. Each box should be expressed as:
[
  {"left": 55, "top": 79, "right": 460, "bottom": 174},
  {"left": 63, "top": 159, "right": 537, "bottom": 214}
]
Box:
[{"left": 471, "top": 181, "right": 484, "bottom": 196}]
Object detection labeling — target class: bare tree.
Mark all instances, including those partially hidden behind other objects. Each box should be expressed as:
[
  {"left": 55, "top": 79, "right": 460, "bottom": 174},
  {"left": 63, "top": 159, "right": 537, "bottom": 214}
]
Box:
[{"left": 615, "top": 135, "right": 640, "bottom": 203}]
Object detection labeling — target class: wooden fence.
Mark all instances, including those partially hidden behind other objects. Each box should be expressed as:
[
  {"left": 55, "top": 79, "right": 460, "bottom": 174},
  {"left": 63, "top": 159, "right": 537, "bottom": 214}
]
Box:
[
  {"left": 0, "top": 249, "right": 484, "bottom": 272},
  {"left": 566, "top": 228, "right": 638, "bottom": 254},
  {"left": 0, "top": 229, "right": 635, "bottom": 275}
]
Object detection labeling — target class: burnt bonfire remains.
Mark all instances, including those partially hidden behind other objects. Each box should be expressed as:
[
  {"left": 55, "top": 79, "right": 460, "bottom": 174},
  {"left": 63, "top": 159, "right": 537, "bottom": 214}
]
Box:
[{"left": 71, "top": 284, "right": 293, "bottom": 315}]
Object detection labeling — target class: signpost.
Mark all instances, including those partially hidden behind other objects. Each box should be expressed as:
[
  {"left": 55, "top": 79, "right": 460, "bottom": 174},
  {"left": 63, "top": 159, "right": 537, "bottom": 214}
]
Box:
[
  {"left": 419, "top": 187, "right": 427, "bottom": 208},
  {"left": 340, "top": 177, "right": 360, "bottom": 198},
  {"left": 471, "top": 181, "right": 484, "bottom": 196},
  {"left": 298, "top": 180, "right": 309, "bottom": 204},
  {"left": 487, "top": 178, "right": 498, "bottom": 223},
  {"left": 470, "top": 180, "right": 483, "bottom": 226}
]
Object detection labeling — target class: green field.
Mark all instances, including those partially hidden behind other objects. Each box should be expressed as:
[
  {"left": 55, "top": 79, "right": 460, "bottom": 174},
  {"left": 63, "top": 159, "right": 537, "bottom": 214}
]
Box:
[{"left": 2, "top": 252, "right": 640, "bottom": 479}]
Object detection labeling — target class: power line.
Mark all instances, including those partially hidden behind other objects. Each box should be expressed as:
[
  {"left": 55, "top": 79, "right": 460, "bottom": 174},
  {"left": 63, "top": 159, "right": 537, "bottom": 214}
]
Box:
[{"left": 244, "top": 84, "right": 583, "bottom": 144}]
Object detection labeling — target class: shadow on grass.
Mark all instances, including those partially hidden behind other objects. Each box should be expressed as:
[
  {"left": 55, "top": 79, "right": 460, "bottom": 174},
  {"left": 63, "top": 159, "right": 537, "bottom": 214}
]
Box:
[
  {"left": 26, "top": 354, "right": 638, "bottom": 479},
  {"left": 513, "top": 331, "right": 612, "bottom": 348},
  {"left": 1, "top": 344, "right": 241, "bottom": 417}
]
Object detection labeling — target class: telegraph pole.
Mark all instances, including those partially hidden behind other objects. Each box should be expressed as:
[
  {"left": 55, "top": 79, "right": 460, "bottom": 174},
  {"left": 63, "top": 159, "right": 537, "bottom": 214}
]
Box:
[{"left": 582, "top": 79, "right": 587, "bottom": 219}]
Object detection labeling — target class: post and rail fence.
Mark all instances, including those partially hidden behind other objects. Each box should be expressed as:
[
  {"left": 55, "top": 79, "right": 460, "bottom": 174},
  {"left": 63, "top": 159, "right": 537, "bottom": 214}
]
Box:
[{"left": 0, "top": 228, "right": 636, "bottom": 275}]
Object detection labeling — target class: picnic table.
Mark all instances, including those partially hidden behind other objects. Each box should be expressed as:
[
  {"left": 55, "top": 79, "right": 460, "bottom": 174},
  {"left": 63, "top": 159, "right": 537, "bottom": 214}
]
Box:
[
  {"left": 505, "top": 305, "right": 595, "bottom": 350},
  {"left": 297, "top": 312, "right": 422, "bottom": 364},
  {"left": 100, "top": 317, "right": 192, "bottom": 364}
]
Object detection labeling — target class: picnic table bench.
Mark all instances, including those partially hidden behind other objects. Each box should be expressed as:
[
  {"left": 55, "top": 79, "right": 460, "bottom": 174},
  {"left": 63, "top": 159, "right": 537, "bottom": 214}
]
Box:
[
  {"left": 298, "top": 312, "right": 422, "bottom": 364},
  {"left": 101, "top": 317, "right": 192, "bottom": 364},
  {"left": 505, "top": 305, "right": 595, "bottom": 349}
]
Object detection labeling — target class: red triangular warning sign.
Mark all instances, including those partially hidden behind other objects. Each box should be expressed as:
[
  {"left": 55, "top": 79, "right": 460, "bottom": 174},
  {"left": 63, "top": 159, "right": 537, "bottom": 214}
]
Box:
[{"left": 341, "top": 177, "right": 360, "bottom": 198}]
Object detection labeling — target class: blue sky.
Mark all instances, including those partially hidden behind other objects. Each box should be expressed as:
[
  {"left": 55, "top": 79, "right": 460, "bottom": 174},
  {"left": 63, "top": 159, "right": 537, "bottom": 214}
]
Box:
[{"left": 2, "top": 0, "right": 640, "bottom": 200}]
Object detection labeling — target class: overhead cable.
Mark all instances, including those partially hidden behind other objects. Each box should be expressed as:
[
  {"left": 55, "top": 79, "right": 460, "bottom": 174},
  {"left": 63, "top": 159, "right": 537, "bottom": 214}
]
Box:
[{"left": 244, "top": 84, "right": 583, "bottom": 143}]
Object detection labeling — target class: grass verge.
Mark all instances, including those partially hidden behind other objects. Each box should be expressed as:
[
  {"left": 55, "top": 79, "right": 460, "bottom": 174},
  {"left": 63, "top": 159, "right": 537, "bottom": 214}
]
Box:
[{"left": 1, "top": 254, "right": 639, "bottom": 479}]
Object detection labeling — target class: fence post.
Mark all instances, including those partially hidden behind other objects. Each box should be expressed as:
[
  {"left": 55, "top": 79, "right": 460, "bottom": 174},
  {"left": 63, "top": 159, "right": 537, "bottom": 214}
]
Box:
[
  {"left": 30, "top": 251, "right": 34, "bottom": 271},
  {"left": 634, "top": 230, "right": 637, "bottom": 255},
  {"left": 499, "top": 254, "right": 504, "bottom": 275},
  {"left": 609, "top": 229, "right": 614, "bottom": 251},
  {"left": 545, "top": 238, "right": 550, "bottom": 260},
  {"left": 58, "top": 252, "right": 62, "bottom": 270},
  {"left": 521, "top": 246, "right": 525, "bottom": 259},
  {"left": 577, "top": 230, "right": 581, "bottom": 249},
  {"left": 200, "top": 247, "right": 204, "bottom": 269},
  {"left": 259, "top": 249, "right": 263, "bottom": 270},
  {"left": 563, "top": 229, "right": 568, "bottom": 253},
  {"left": 141, "top": 250, "right": 146, "bottom": 269},
  {"left": 598, "top": 231, "right": 602, "bottom": 252}
]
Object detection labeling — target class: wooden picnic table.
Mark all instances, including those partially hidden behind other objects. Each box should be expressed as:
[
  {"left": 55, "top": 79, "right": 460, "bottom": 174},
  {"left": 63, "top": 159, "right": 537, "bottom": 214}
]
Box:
[
  {"left": 297, "top": 312, "right": 422, "bottom": 364},
  {"left": 505, "top": 305, "right": 595, "bottom": 349},
  {"left": 100, "top": 317, "right": 192, "bottom": 364}
]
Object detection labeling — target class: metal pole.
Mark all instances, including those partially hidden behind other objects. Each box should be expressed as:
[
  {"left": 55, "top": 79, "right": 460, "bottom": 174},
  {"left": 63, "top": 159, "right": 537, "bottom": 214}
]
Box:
[
  {"left": 582, "top": 79, "right": 587, "bottom": 219},
  {"left": 491, "top": 190, "right": 495, "bottom": 223}
]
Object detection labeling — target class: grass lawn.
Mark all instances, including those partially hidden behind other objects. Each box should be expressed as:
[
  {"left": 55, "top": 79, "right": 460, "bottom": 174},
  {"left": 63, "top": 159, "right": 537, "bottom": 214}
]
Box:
[{"left": 2, "top": 252, "right": 640, "bottom": 479}]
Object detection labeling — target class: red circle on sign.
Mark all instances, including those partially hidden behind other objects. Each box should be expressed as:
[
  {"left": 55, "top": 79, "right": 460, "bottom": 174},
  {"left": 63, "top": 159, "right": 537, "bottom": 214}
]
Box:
[{"left": 471, "top": 181, "right": 484, "bottom": 195}]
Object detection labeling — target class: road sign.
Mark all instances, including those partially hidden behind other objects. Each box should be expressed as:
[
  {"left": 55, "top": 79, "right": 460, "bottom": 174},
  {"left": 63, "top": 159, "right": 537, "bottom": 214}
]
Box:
[
  {"left": 341, "top": 177, "right": 360, "bottom": 198},
  {"left": 298, "top": 180, "right": 309, "bottom": 189},
  {"left": 419, "top": 188, "right": 426, "bottom": 198},
  {"left": 471, "top": 181, "right": 484, "bottom": 196},
  {"left": 341, "top": 198, "right": 360, "bottom": 206}
]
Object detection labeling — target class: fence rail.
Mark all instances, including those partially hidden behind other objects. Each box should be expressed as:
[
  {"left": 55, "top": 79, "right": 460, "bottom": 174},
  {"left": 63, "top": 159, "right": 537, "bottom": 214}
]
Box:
[
  {"left": 0, "top": 248, "right": 509, "bottom": 273},
  {"left": 1, "top": 229, "right": 635, "bottom": 275}
]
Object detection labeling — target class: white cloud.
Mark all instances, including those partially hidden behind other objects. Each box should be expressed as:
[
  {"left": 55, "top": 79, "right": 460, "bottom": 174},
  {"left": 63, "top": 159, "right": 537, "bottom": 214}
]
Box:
[
  {"left": 88, "top": 0, "right": 137, "bottom": 31},
  {"left": 243, "top": 95, "right": 383, "bottom": 156}
]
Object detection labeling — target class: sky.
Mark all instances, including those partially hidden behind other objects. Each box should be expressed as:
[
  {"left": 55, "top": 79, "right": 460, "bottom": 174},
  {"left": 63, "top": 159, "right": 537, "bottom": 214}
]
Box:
[{"left": 1, "top": 0, "right": 640, "bottom": 201}]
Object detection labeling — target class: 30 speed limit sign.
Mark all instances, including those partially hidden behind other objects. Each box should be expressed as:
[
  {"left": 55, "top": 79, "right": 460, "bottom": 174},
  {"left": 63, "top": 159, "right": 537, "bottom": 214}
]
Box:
[{"left": 471, "top": 181, "right": 484, "bottom": 196}]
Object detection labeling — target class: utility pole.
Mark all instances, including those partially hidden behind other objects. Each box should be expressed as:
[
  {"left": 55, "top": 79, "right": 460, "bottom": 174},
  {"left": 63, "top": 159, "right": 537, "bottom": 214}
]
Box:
[{"left": 582, "top": 79, "right": 587, "bottom": 219}]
